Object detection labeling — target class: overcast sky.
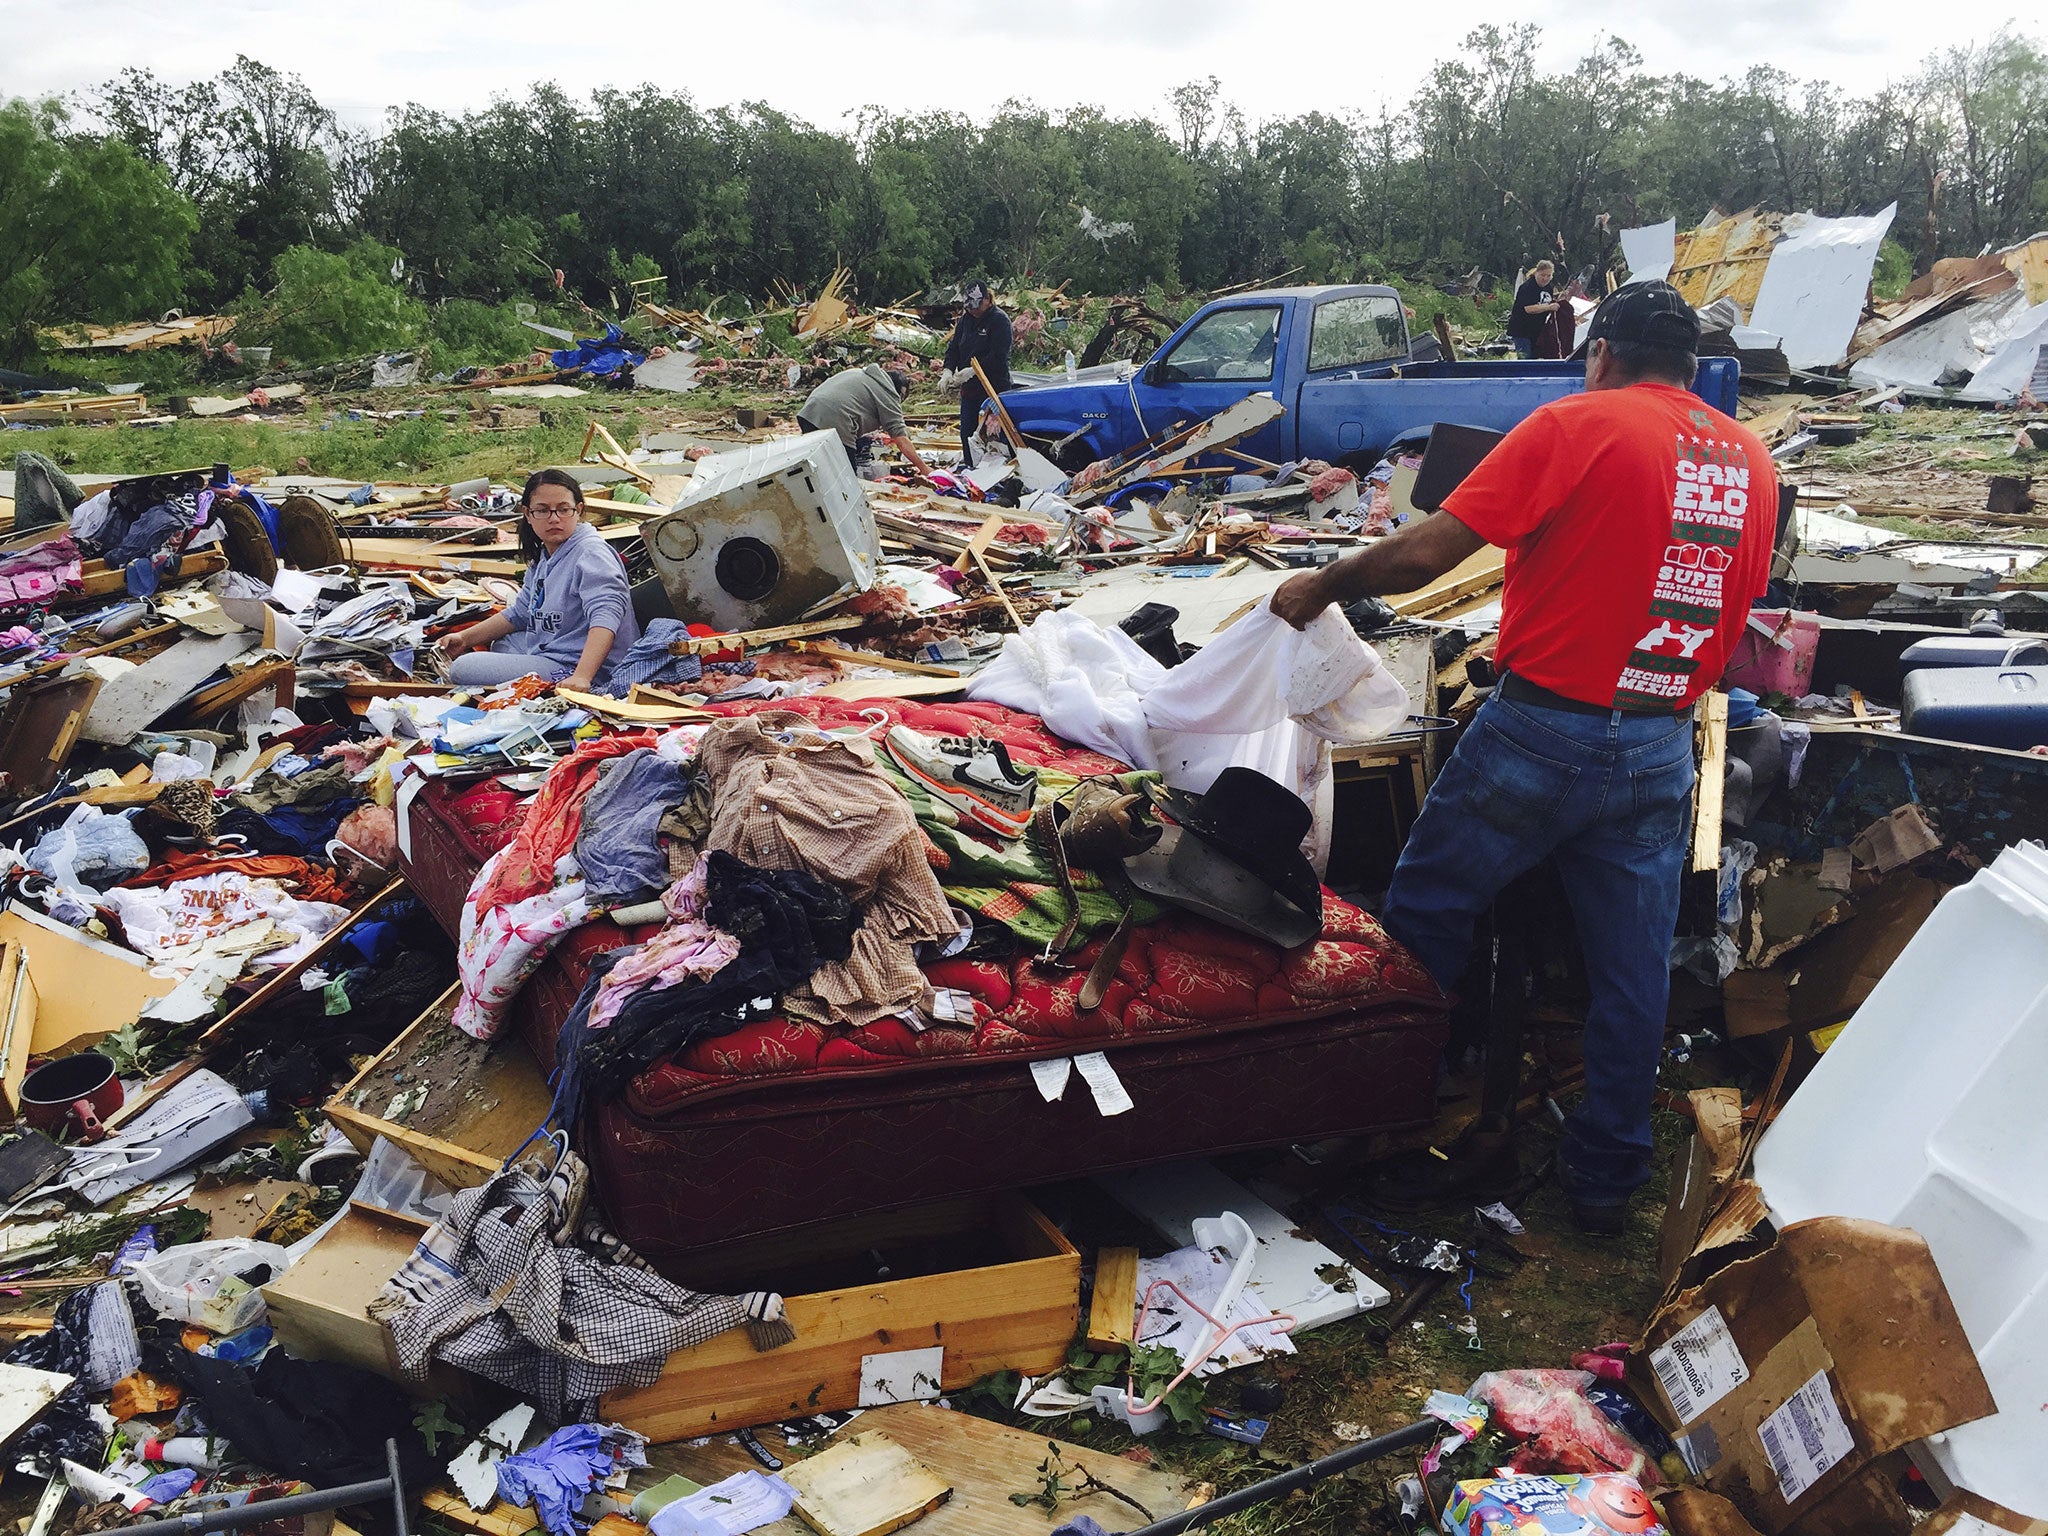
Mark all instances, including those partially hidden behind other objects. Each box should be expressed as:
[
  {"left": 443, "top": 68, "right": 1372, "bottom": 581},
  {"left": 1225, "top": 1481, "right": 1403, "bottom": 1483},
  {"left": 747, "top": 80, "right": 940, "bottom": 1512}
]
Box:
[{"left": 4, "top": 0, "right": 2041, "bottom": 131}]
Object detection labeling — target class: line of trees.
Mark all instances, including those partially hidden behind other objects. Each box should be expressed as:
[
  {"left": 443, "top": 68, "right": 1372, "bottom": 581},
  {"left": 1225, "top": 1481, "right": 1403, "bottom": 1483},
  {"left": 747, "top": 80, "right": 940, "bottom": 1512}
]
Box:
[{"left": 4, "top": 26, "right": 2046, "bottom": 366}]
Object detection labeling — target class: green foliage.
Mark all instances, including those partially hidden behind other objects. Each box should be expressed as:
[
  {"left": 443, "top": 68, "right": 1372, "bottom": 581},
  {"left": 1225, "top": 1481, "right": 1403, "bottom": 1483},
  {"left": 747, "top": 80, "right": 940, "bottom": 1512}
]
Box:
[
  {"left": 424, "top": 298, "right": 538, "bottom": 370},
  {"left": 30, "top": 26, "right": 2048, "bottom": 352},
  {"left": 1062, "top": 1344, "right": 1208, "bottom": 1433},
  {"left": 1872, "top": 238, "right": 1915, "bottom": 301},
  {"left": 0, "top": 98, "right": 196, "bottom": 364},
  {"left": 252, "top": 237, "right": 426, "bottom": 364}
]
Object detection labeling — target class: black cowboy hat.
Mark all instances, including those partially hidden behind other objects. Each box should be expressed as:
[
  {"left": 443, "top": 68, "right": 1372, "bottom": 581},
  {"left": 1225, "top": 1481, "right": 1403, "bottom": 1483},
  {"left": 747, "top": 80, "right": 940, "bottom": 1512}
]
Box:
[{"left": 1122, "top": 766, "right": 1323, "bottom": 948}]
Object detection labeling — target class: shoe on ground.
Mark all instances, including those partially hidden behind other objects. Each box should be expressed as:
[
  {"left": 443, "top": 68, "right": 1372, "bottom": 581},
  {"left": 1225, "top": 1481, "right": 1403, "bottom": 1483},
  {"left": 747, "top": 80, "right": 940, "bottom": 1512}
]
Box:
[
  {"left": 1556, "top": 1158, "right": 1629, "bottom": 1238},
  {"left": 885, "top": 725, "right": 1037, "bottom": 838}
]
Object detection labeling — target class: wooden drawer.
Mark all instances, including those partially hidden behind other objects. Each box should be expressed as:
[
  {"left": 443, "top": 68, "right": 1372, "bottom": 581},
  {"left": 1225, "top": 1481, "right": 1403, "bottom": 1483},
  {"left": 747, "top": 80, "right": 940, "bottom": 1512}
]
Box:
[
  {"left": 325, "top": 985, "right": 553, "bottom": 1191},
  {"left": 261, "top": 1207, "right": 476, "bottom": 1401},
  {"left": 604, "top": 1193, "right": 1079, "bottom": 1443}
]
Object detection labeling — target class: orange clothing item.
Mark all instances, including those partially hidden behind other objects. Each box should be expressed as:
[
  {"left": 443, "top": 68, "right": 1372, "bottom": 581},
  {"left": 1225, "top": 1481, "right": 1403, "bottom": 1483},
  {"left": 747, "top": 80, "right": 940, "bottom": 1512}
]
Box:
[
  {"left": 124, "top": 848, "right": 354, "bottom": 905},
  {"left": 1443, "top": 381, "right": 1776, "bottom": 710}
]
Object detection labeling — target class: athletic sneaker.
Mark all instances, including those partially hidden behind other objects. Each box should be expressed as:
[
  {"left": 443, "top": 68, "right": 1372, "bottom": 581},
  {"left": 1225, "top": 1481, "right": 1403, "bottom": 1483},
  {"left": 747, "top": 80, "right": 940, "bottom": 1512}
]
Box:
[{"left": 885, "top": 725, "right": 1038, "bottom": 838}]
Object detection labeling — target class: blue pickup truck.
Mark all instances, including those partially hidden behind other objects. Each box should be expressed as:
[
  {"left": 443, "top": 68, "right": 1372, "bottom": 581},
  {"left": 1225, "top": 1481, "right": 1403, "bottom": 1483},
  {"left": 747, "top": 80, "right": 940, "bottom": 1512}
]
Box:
[{"left": 1004, "top": 284, "right": 1739, "bottom": 472}]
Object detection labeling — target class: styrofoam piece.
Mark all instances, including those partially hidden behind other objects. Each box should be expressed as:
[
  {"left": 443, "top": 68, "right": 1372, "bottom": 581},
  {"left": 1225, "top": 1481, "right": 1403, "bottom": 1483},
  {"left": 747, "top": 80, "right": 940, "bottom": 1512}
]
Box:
[
  {"left": 645, "top": 430, "right": 880, "bottom": 631},
  {"left": 1750, "top": 205, "right": 1897, "bottom": 371},
  {"left": 1100, "top": 1161, "right": 1391, "bottom": 1330},
  {"left": 1754, "top": 840, "right": 2048, "bottom": 1520}
]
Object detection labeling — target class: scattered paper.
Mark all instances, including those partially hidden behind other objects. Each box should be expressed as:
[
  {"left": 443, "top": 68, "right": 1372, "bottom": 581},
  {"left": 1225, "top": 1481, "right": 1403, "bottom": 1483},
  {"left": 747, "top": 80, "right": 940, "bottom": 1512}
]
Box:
[
  {"left": 1756, "top": 1369, "right": 1854, "bottom": 1503},
  {"left": 1029, "top": 1057, "right": 1072, "bottom": 1102},
  {"left": 1134, "top": 1243, "right": 1294, "bottom": 1374},
  {"left": 1073, "top": 1051, "right": 1134, "bottom": 1116},
  {"left": 647, "top": 1471, "right": 796, "bottom": 1536}
]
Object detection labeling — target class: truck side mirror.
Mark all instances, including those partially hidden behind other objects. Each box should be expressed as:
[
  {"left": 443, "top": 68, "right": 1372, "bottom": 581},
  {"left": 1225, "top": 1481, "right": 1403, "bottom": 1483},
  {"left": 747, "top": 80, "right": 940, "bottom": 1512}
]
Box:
[{"left": 1141, "top": 359, "right": 1163, "bottom": 387}]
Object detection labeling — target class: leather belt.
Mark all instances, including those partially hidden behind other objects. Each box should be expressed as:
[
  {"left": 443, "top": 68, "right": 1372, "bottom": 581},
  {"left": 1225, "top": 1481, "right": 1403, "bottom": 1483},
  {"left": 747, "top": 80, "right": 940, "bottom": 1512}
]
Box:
[{"left": 1500, "top": 672, "right": 1693, "bottom": 720}]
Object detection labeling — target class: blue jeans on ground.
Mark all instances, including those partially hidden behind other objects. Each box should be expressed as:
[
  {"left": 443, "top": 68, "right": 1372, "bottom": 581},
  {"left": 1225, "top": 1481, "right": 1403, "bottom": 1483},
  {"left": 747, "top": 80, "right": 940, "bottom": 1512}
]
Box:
[
  {"left": 448, "top": 649, "right": 570, "bottom": 687},
  {"left": 1382, "top": 692, "right": 1696, "bottom": 1207}
]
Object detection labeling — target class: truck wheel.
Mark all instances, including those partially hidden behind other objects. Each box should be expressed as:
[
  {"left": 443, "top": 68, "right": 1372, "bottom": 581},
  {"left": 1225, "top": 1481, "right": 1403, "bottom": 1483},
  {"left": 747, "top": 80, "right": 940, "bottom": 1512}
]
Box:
[{"left": 1053, "top": 438, "right": 1101, "bottom": 475}]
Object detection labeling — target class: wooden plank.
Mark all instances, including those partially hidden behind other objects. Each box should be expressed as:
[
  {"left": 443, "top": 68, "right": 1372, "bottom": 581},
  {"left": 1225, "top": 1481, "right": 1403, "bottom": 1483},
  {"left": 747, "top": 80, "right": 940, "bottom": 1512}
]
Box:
[
  {"left": 603, "top": 1201, "right": 1078, "bottom": 1443},
  {"left": 421, "top": 1493, "right": 537, "bottom": 1536},
  {"left": 0, "top": 675, "right": 101, "bottom": 797},
  {"left": 1084, "top": 1246, "right": 1138, "bottom": 1353},
  {"left": 323, "top": 986, "right": 554, "bottom": 1192},
  {"left": 1691, "top": 688, "right": 1730, "bottom": 875},
  {"left": 60, "top": 552, "right": 225, "bottom": 605},
  {"left": 784, "top": 1433, "right": 950, "bottom": 1536},
  {"left": 678, "top": 615, "right": 864, "bottom": 653},
  {"left": 196, "top": 877, "right": 408, "bottom": 1046},
  {"left": 951, "top": 513, "right": 1004, "bottom": 576},
  {"left": 0, "top": 943, "right": 35, "bottom": 1120},
  {"left": 969, "top": 547, "right": 1024, "bottom": 631},
  {"left": 968, "top": 361, "right": 1023, "bottom": 453},
  {"left": 170, "top": 659, "right": 294, "bottom": 726},
  {"left": 818, "top": 1404, "right": 1181, "bottom": 1536},
  {"left": 0, "top": 622, "right": 180, "bottom": 694},
  {"left": 344, "top": 536, "right": 525, "bottom": 577},
  {"left": 1387, "top": 545, "right": 1506, "bottom": 617},
  {"left": 788, "top": 643, "right": 959, "bottom": 678}
]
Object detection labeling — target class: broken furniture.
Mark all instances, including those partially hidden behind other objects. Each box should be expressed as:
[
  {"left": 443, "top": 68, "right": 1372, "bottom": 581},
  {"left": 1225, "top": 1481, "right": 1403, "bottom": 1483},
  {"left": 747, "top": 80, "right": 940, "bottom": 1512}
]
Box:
[{"left": 603, "top": 1193, "right": 1078, "bottom": 1441}]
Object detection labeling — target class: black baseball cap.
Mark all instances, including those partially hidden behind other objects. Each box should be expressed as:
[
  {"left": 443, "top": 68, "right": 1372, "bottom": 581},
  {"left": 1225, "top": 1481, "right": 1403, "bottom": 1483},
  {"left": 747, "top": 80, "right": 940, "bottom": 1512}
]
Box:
[{"left": 1587, "top": 280, "right": 1700, "bottom": 351}]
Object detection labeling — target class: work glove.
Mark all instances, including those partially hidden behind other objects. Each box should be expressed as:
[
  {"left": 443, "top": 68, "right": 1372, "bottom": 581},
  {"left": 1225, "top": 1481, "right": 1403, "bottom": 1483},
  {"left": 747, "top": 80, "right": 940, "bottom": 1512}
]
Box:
[{"left": 939, "top": 368, "right": 967, "bottom": 394}]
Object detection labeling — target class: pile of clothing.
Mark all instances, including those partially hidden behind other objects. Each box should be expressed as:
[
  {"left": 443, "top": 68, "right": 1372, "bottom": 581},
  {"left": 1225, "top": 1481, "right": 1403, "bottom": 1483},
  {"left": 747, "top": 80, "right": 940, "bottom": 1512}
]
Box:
[{"left": 452, "top": 712, "right": 958, "bottom": 1055}]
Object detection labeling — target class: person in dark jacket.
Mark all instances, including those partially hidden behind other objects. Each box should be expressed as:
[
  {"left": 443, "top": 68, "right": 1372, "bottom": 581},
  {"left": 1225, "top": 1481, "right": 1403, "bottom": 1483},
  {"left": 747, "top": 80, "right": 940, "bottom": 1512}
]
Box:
[
  {"left": 940, "top": 279, "right": 1013, "bottom": 460},
  {"left": 1506, "top": 260, "right": 1564, "bottom": 359}
]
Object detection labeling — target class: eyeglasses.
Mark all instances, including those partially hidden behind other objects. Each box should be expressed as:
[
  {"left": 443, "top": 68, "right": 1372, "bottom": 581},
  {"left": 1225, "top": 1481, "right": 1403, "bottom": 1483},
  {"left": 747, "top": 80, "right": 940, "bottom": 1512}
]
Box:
[{"left": 527, "top": 503, "right": 580, "bottom": 521}]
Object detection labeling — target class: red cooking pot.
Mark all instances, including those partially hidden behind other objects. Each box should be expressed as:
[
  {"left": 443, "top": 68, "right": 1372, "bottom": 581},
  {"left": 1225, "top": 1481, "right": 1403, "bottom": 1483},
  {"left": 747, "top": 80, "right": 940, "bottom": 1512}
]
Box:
[{"left": 20, "top": 1051, "right": 123, "bottom": 1144}]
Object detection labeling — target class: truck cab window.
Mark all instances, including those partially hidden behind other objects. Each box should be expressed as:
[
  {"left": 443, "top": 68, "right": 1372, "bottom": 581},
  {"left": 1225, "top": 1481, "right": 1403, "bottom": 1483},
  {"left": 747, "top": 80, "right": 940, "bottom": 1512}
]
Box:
[
  {"left": 1157, "top": 305, "right": 1282, "bottom": 383},
  {"left": 1308, "top": 295, "right": 1409, "bottom": 371}
]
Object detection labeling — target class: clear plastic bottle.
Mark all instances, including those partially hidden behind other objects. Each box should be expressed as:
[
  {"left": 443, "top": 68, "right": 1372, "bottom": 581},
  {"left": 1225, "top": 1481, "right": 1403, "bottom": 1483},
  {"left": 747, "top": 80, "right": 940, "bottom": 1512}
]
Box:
[{"left": 1064, "top": 350, "right": 1077, "bottom": 381}]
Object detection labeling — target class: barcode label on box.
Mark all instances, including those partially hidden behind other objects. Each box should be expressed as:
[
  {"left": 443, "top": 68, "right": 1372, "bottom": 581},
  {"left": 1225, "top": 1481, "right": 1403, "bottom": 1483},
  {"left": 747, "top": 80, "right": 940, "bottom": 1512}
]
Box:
[
  {"left": 1649, "top": 1305, "right": 1749, "bottom": 1424},
  {"left": 1755, "top": 1369, "right": 1854, "bottom": 1504}
]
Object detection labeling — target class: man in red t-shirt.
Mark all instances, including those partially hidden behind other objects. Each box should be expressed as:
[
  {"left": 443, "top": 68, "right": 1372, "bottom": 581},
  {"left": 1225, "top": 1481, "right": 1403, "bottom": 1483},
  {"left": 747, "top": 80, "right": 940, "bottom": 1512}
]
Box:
[{"left": 1273, "top": 282, "right": 1774, "bottom": 1232}]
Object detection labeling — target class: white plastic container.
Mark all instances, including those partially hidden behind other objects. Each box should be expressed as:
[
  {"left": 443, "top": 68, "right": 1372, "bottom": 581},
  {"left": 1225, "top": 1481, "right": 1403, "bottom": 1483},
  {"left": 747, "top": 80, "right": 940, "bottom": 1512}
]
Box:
[{"left": 1754, "top": 840, "right": 2048, "bottom": 1520}]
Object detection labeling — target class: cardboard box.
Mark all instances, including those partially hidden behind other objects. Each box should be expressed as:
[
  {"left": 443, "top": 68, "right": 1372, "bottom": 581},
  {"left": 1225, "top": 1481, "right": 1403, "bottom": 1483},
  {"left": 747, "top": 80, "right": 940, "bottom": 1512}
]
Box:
[
  {"left": 1656, "top": 1087, "right": 1760, "bottom": 1292},
  {"left": 1632, "top": 1217, "right": 1995, "bottom": 1535},
  {"left": 603, "top": 1193, "right": 1079, "bottom": 1443}
]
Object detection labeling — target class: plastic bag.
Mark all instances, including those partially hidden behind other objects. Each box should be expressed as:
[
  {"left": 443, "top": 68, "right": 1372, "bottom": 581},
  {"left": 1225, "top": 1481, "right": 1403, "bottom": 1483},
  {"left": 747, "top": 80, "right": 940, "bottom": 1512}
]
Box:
[
  {"left": 351, "top": 1136, "right": 454, "bottom": 1225},
  {"left": 1469, "top": 1369, "right": 1660, "bottom": 1486},
  {"left": 28, "top": 804, "right": 149, "bottom": 893},
  {"left": 1444, "top": 1472, "right": 1666, "bottom": 1536},
  {"left": 127, "top": 1240, "right": 291, "bottom": 1335}
]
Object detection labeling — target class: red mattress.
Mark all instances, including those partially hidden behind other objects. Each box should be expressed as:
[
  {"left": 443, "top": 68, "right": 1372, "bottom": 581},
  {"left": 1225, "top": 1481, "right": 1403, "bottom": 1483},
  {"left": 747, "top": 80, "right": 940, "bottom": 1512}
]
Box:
[{"left": 400, "top": 698, "right": 1452, "bottom": 1253}]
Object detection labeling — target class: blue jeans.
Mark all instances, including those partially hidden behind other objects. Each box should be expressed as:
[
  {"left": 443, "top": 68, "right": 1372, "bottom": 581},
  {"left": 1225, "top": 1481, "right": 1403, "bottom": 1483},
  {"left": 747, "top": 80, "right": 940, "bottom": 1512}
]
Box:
[
  {"left": 1383, "top": 693, "right": 1696, "bottom": 1205},
  {"left": 1510, "top": 336, "right": 1536, "bottom": 359}
]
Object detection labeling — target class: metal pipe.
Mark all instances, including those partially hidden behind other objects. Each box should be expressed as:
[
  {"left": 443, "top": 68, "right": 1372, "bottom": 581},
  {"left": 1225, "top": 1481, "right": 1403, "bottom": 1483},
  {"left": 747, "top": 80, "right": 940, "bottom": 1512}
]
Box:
[
  {"left": 107, "top": 1440, "right": 406, "bottom": 1536},
  {"left": 1119, "top": 1418, "right": 1438, "bottom": 1536}
]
